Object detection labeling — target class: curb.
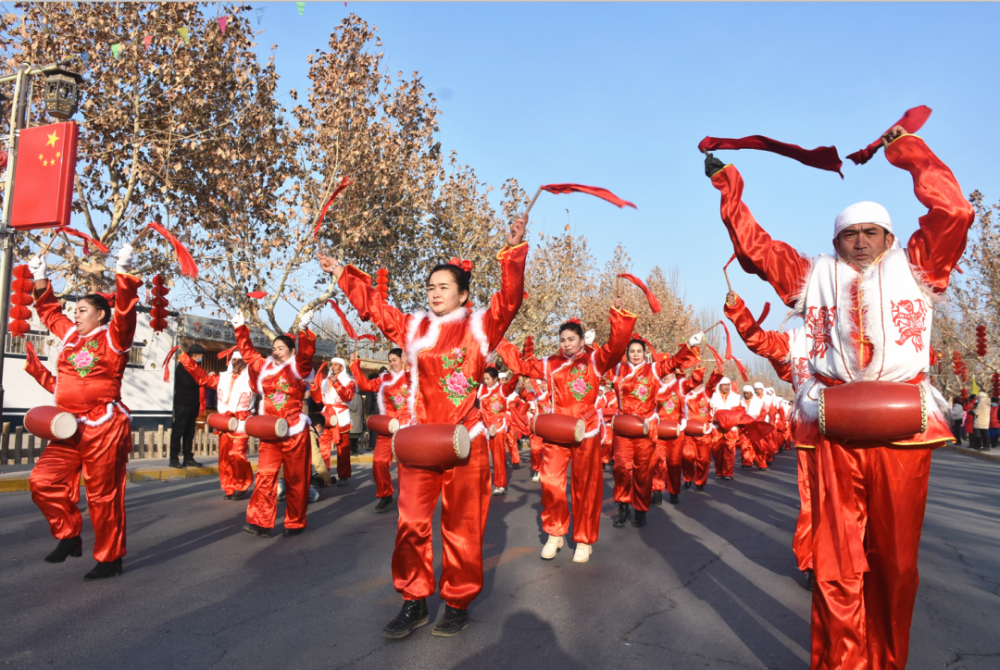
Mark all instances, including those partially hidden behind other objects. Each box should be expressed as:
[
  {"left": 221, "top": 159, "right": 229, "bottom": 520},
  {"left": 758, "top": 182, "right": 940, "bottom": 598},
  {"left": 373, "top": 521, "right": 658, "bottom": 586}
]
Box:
[
  {"left": 941, "top": 443, "right": 1000, "bottom": 464},
  {"left": 0, "top": 453, "right": 376, "bottom": 493}
]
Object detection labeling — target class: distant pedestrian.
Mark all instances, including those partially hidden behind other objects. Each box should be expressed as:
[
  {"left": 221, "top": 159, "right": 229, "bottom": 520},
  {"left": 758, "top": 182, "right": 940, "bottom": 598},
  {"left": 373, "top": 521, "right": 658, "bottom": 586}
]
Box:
[
  {"left": 974, "top": 392, "right": 992, "bottom": 450},
  {"left": 950, "top": 398, "right": 964, "bottom": 444},
  {"left": 989, "top": 398, "right": 1000, "bottom": 450},
  {"left": 169, "top": 343, "right": 206, "bottom": 468}
]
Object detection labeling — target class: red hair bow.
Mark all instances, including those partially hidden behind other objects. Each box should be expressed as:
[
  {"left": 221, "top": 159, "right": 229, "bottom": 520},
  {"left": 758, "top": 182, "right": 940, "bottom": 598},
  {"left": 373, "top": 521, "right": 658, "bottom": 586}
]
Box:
[
  {"left": 566, "top": 317, "right": 581, "bottom": 325},
  {"left": 448, "top": 258, "right": 474, "bottom": 273}
]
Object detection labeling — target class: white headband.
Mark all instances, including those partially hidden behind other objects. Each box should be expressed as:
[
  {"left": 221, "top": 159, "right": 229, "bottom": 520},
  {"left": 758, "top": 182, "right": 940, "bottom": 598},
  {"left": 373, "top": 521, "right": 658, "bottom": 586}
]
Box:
[
  {"left": 719, "top": 377, "right": 731, "bottom": 385},
  {"left": 834, "top": 201, "right": 893, "bottom": 238}
]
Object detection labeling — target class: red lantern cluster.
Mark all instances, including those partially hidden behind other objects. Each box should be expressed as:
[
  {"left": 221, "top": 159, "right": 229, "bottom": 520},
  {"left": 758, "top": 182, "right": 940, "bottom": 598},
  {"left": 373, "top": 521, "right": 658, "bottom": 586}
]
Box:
[
  {"left": 992, "top": 373, "right": 1000, "bottom": 398},
  {"left": 375, "top": 268, "right": 389, "bottom": 299},
  {"left": 976, "top": 325, "right": 988, "bottom": 357},
  {"left": 9, "top": 265, "right": 34, "bottom": 338},
  {"left": 961, "top": 387, "right": 969, "bottom": 403},
  {"left": 953, "top": 351, "right": 968, "bottom": 382},
  {"left": 149, "top": 274, "right": 169, "bottom": 332}
]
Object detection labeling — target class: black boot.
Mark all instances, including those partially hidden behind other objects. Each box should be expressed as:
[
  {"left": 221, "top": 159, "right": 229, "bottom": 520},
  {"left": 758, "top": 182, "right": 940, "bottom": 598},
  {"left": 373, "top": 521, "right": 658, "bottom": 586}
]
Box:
[
  {"left": 242, "top": 523, "right": 272, "bottom": 538},
  {"left": 375, "top": 496, "right": 394, "bottom": 513},
  {"left": 44, "top": 536, "right": 82, "bottom": 563},
  {"left": 230, "top": 490, "right": 248, "bottom": 501},
  {"left": 84, "top": 558, "right": 123, "bottom": 581},
  {"left": 382, "top": 599, "right": 430, "bottom": 639},
  {"left": 668, "top": 493, "right": 679, "bottom": 505},
  {"left": 182, "top": 457, "right": 203, "bottom": 467},
  {"left": 683, "top": 480, "right": 692, "bottom": 490},
  {"left": 432, "top": 605, "right": 470, "bottom": 637},
  {"left": 613, "top": 503, "right": 631, "bottom": 528},
  {"left": 695, "top": 484, "right": 705, "bottom": 491},
  {"left": 652, "top": 491, "right": 663, "bottom": 506},
  {"left": 632, "top": 510, "right": 647, "bottom": 528},
  {"left": 168, "top": 459, "right": 183, "bottom": 468},
  {"left": 805, "top": 568, "right": 815, "bottom": 591}
]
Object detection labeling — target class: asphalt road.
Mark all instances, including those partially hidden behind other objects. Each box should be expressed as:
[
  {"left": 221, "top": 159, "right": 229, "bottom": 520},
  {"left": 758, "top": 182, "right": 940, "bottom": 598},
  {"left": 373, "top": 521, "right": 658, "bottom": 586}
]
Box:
[{"left": 1, "top": 448, "right": 997, "bottom": 670}]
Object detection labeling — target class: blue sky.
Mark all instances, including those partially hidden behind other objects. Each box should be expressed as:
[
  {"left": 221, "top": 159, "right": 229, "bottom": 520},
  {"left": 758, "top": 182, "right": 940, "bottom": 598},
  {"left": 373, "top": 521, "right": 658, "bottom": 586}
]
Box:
[{"left": 249, "top": 1, "right": 998, "bottom": 339}]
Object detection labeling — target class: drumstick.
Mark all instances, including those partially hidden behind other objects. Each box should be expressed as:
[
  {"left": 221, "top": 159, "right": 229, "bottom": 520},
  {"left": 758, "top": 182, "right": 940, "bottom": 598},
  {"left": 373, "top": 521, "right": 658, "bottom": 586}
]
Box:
[
  {"left": 777, "top": 309, "right": 794, "bottom": 333},
  {"left": 703, "top": 321, "right": 723, "bottom": 335},
  {"left": 723, "top": 265, "right": 733, "bottom": 292},
  {"left": 522, "top": 186, "right": 543, "bottom": 219},
  {"left": 36, "top": 229, "right": 62, "bottom": 257}
]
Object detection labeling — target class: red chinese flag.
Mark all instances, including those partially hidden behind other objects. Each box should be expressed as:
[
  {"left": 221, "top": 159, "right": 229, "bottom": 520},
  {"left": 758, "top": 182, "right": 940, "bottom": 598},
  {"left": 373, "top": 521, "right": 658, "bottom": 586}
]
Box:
[{"left": 11, "top": 122, "right": 79, "bottom": 230}]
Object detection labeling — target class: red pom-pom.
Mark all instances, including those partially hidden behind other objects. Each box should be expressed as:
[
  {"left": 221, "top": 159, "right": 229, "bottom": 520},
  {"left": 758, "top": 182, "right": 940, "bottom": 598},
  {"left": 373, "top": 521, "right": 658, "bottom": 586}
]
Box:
[
  {"left": 12, "top": 278, "right": 35, "bottom": 293},
  {"left": 8, "top": 319, "right": 30, "bottom": 336},
  {"left": 10, "top": 292, "right": 33, "bottom": 306},
  {"left": 9, "top": 305, "right": 31, "bottom": 320},
  {"left": 13, "top": 265, "right": 32, "bottom": 279}
]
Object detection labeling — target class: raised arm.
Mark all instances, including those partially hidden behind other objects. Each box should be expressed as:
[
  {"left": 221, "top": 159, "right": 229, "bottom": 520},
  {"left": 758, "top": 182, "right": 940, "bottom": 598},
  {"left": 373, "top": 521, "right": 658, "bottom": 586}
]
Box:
[
  {"left": 723, "top": 293, "right": 791, "bottom": 363},
  {"left": 350, "top": 358, "right": 382, "bottom": 393},
  {"left": 501, "top": 373, "right": 521, "bottom": 397},
  {"left": 653, "top": 343, "right": 701, "bottom": 377},
  {"left": 234, "top": 323, "right": 265, "bottom": 375},
  {"left": 24, "top": 341, "right": 55, "bottom": 394},
  {"left": 335, "top": 266, "right": 411, "bottom": 347},
  {"left": 330, "top": 372, "right": 355, "bottom": 403},
  {"left": 496, "top": 338, "right": 546, "bottom": 380},
  {"left": 593, "top": 307, "right": 639, "bottom": 375},
  {"left": 709, "top": 161, "right": 813, "bottom": 307},
  {"left": 309, "top": 367, "right": 325, "bottom": 404},
  {"left": 885, "top": 134, "right": 976, "bottom": 292},
  {"left": 295, "top": 327, "right": 316, "bottom": 379},
  {"left": 178, "top": 352, "right": 220, "bottom": 389},
  {"left": 705, "top": 369, "right": 725, "bottom": 397},
  {"left": 481, "top": 243, "right": 529, "bottom": 350},
  {"left": 108, "top": 272, "right": 142, "bottom": 354},
  {"left": 31, "top": 281, "right": 75, "bottom": 342}
]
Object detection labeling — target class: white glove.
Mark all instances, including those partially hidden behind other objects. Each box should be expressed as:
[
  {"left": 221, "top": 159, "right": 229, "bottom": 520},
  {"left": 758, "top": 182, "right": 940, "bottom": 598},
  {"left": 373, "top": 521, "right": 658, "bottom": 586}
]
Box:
[
  {"left": 231, "top": 311, "right": 246, "bottom": 329},
  {"left": 236, "top": 420, "right": 246, "bottom": 434},
  {"left": 688, "top": 332, "right": 704, "bottom": 347},
  {"left": 584, "top": 330, "right": 596, "bottom": 346},
  {"left": 299, "top": 309, "right": 315, "bottom": 330},
  {"left": 28, "top": 255, "right": 47, "bottom": 281},
  {"left": 116, "top": 243, "right": 134, "bottom": 273}
]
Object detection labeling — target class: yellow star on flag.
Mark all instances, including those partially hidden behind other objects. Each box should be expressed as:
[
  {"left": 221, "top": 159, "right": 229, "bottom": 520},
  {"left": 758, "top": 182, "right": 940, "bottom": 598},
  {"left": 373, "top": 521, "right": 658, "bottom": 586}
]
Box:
[{"left": 46, "top": 131, "right": 59, "bottom": 147}]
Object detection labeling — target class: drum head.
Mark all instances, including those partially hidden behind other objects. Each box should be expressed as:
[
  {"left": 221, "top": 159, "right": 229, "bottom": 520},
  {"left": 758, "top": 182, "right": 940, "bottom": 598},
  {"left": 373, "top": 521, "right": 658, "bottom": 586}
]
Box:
[
  {"left": 274, "top": 418, "right": 289, "bottom": 439},
  {"left": 388, "top": 418, "right": 400, "bottom": 434},
  {"left": 50, "top": 412, "right": 78, "bottom": 440},
  {"left": 453, "top": 425, "right": 471, "bottom": 459},
  {"left": 573, "top": 420, "right": 585, "bottom": 442}
]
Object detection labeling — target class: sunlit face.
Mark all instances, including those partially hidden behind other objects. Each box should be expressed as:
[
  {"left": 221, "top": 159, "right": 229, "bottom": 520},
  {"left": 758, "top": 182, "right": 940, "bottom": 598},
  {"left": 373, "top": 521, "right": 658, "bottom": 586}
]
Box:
[
  {"left": 484, "top": 372, "right": 498, "bottom": 387},
  {"left": 559, "top": 329, "right": 583, "bottom": 358},
  {"left": 426, "top": 270, "right": 468, "bottom": 317},
  {"left": 272, "top": 338, "right": 293, "bottom": 364},
  {"left": 833, "top": 224, "right": 894, "bottom": 271},
  {"left": 627, "top": 342, "right": 646, "bottom": 365},
  {"left": 719, "top": 383, "right": 731, "bottom": 396},
  {"left": 232, "top": 360, "right": 247, "bottom": 375},
  {"left": 388, "top": 353, "right": 404, "bottom": 373},
  {"left": 331, "top": 361, "right": 345, "bottom": 376},
  {"left": 74, "top": 299, "right": 107, "bottom": 337},
  {"left": 743, "top": 391, "right": 753, "bottom": 400},
  {"left": 755, "top": 388, "right": 764, "bottom": 397}
]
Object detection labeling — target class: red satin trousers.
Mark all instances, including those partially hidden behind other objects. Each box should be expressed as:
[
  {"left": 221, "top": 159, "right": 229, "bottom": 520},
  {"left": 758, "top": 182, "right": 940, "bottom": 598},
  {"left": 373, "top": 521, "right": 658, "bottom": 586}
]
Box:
[
  {"left": 539, "top": 435, "right": 602, "bottom": 544},
  {"left": 683, "top": 433, "right": 715, "bottom": 486},
  {"left": 653, "top": 436, "right": 684, "bottom": 495},
  {"left": 612, "top": 434, "right": 655, "bottom": 512},
  {"left": 529, "top": 434, "right": 544, "bottom": 471},
  {"left": 30, "top": 407, "right": 131, "bottom": 562},
  {"left": 372, "top": 434, "right": 395, "bottom": 498},
  {"left": 219, "top": 433, "right": 253, "bottom": 496},
  {"left": 489, "top": 428, "right": 508, "bottom": 489},
  {"left": 714, "top": 430, "right": 737, "bottom": 478},
  {"left": 320, "top": 427, "right": 352, "bottom": 481},
  {"left": 506, "top": 429, "right": 521, "bottom": 464},
  {"left": 793, "top": 448, "right": 814, "bottom": 573},
  {"left": 247, "top": 431, "right": 310, "bottom": 530},
  {"left": 392, "top": 433, "right": 490, "bottom": 609}
]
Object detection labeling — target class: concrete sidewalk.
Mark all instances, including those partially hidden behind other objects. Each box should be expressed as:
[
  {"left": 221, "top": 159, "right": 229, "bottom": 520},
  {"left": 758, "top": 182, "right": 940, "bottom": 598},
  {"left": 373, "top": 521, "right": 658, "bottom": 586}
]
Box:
[
  {"left": 0, "top": 452, "right": 375, "bottom": 492},
  {"left": 942, "top": 441, "right": 1000, "bottom": 464}
]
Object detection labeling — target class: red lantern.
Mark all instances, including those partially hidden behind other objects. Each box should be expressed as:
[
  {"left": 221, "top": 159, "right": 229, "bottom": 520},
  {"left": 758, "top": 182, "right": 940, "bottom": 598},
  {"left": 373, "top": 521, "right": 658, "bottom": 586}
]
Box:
[
  {"left": 976, "top": 325, "right": 988, "bottom": 357},
  {"left": 149, "top": 273, "right": 169, "bottom": 332},
  {"left": 375, "top": 267, "right": 389, "bottom": 298},
  {"left": 992, "top": 373, "right": 1000, "bottom": 398},
  {"left": 960, "top": 387, "right": 969, "bottom": 403},
  {"left": 8, "top": 264, "right": 33, "bottom": 338},
  {"left": 953, "top": 351, "right": 963, "bottom": 377}
]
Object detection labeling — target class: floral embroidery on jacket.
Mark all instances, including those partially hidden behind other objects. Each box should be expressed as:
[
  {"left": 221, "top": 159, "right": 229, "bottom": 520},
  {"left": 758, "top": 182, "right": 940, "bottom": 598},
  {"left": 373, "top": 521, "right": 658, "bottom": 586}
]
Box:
[
  {"left": 630, "top": 375, "right": 651, "bottom": 402},
  {"left": 389, "top": 386, "right": 408, "bottom": 410},
  {"left": 568, "top": 362, "right": 593, "bottom": 402},
  {"left": 267, "top": 377, "right": 291, "bottom": 411},
  {"left": 68, "top": 340, "right": 100, "bottom": 378},
  {"left": 660, "top": 395, "right": 678, "bottom": 414},
  {"left": 440, "top": 347, "right": 478, "bottom": 406}
]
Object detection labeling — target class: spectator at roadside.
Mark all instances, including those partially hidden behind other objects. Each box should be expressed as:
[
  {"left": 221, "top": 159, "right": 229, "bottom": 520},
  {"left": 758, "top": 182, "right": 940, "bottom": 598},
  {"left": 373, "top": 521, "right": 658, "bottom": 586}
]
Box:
[
  {"left": 349, "top": 390, "right": 364, "bottom": 455},
  {"left": 169, "top": 343, "right": 206, "bottom": 468},
  {"left": 973, "top": 392, "right": 992, "bottom": 450},
  {"left": 951, "top": 398, "right": 965, "bottom": 445},
  {"left": 989, "top": 398, "right": 1000, "bottom": 450}
]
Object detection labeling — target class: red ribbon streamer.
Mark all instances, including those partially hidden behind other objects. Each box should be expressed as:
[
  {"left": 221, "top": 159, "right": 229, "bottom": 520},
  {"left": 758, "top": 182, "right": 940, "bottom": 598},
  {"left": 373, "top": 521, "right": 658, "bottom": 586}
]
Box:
[
  {"left": 846, "top": 105, "right": 932, "bottom": 166},
  {"left": 57, "top": 227, "right": 109, "bottom": 255},
  {"left": 311, "top": 176, "right": 355, "bottom": 237},
  {"left": 617, "top": 273, "right": 661, "bottom": 313},
  {"left": 541, "top": 183, "right": 637, "bottom": 209},
  {"left": 724, "top": 253, "right": 737, "bottom": 272},
  {"left": 718, "top": 320, "right": 749, "bottom": 381},
  {"left": 246, "top": 291, "right": 268, "bottom": 300},
  {"left": 755, "top": 302, "right": 771, "bottom": 326},
  {"left": 326, "top": 299, "right": 359, "bottom": 340},
  {"left": 704, "top": 341, "right": 727, "bottom": 375},
  {"left": 217, "top": 344, "right": 239, "bottom": 365},
  {"left": 147, "top": 223, "right": 199, "bottom": 278},
  {"left": 698, "top": 135, "right": 843, "bottom": 177},
  {"left": 162, "top": 344, "right": 180, "bottom": 382},
  {"left": 357, "top": 333, "right": 377, "bottom": 342}
]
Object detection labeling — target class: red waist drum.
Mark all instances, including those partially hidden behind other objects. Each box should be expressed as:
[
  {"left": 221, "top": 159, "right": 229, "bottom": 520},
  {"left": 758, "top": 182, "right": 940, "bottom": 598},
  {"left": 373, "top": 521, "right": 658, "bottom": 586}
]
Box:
[
  {"left": 367, "top": 415, "right": 400, "bottom": 437},
  {"left": 244, "top": 415, "right": 289, "bottom": 440},
  {"left": 685, "top": 418, "right": 709, "bottom": 437},
  {"left": 819, "top": 380, "right": 926, "bottom": 442},
  {"left": 532, "top": 413, "right": 584, "bottom": 445},
  {"left": 24, "top": 406, "right": 79, "bottom": 441},
  {"left": 207, "top": 413, "right": 238, "bottom": 433},
  {"left": 658, "top": 420, "right": 682, "bottom": 439},
  {"left": 392, "top": 424, "right": 471, "bottom": 470},
  {"left": 611, "top": 414, "right": 649, "bottom": 438}
]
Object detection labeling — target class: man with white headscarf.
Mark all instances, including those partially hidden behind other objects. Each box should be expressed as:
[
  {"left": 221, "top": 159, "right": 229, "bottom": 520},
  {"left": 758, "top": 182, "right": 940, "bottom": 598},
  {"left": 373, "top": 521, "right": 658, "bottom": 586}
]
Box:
[
  {"left": 709, "top": 376, "right": 741, "bottom": 480},
  {"left": 310, "top": 357, "right": 356, "bottom": 487},
  {"left": 706, "top": 125, "right": 974, "bottom": 670}
]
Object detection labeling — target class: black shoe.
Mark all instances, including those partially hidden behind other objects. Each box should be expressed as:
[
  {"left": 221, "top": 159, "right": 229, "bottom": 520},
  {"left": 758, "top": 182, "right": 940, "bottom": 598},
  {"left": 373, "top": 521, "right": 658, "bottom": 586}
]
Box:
[
  {"left": 652, "top": 491, "right": 663, "bottom": 506},
  {"left": 375, "top": 496, "right": 394, "bottom": 513},
  {"left": 805, "top": 568, "right": 815, "bottom": 591},
  {"left": 632, "top": 511, "right": 647, "bottom": 528},
  {"left": 168, "top": 460, "right": 183, "bottom": 469},
  {"left": 668, "top": 493, "right": 679, "bottom": 505},
  {"left": 282, "top": 527, "right": 305, "bottom": 537},
  {"left": 683, "top": 480, "right": 692, "bottom": 490},
  {"left": 182, "top": 458, "right": 203, "bottom": 468},
  {"left": 337, "top": 478, "right": 350, "bottom": 487},
  {"left": 242, "top": 523, "right": 272, "bottom": 538},
  {"left": 230, "top": 490, "right": 248, "bottom": 501},
  {"left": 382, "top": 599, "right": 430, "bottom": 639},
  {"left": 695, "top": 484, "right": 705, "bottom": 492},
  {"left": 44, "top": 536, "right": 82, "bottom": 563},
  {"left": 223, "top": 493, "right": 233, "bottom": 500},
  {"left": 83, "top": 558, "right": 122, "bottom": 581},
  {"left": 613, "top": 503, "right": 631, "bottom": 528},
  {"left": 432, "top": 605, "right": 470, "bottom": 637},
  {"left": 723, "top": 476, "right": 733, "bottom": 481},
  {"left": 741, "top": 464, "right": 753, "bottom": 469}
]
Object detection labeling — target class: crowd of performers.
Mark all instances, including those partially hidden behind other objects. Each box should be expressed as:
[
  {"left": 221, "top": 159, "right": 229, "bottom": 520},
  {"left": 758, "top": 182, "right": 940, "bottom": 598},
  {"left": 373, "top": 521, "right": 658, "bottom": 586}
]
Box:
[{"left": 18, "top": 124, "right": 973, "bottom": 669}]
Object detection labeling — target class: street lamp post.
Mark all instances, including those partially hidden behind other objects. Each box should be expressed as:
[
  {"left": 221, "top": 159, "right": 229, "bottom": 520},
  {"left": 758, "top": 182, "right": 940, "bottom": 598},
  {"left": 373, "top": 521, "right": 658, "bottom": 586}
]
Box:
[{"left": 0, "top": 60, "right": 82, "bottom": 418}]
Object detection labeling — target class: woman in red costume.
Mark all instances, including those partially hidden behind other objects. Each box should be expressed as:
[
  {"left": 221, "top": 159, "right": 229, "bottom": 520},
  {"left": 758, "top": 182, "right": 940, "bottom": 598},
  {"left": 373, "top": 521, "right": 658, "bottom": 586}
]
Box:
[
  {"left": 478, "top": 366, "right": 520, "bottom": 495},
  {"left": 319, "top": 217, "right": 527, "bottom": 639},
  {"left": 230, "top": 308, "right": 316, "bottom": 539},
  {"left": 527, "top": 381, "right": 552, "bottom": 482},
  {"left": 609, "top": 336, "right": 700, "bottom": 528},
  {"left": 179, "top": 349, "right": 256, "bottom": 499},
  {"left": 498, "top": 304, "right": 636, "bottom": 564},
  {"left": 310, "top": 356, "right": 355, "bottom": 487},
  {"left": 683, "top": 367, "right": 726, "bottom": 490},
  {"left": 652, "top": 371, "right": 693, "bottom": 505},
  {"left": 27, "top": 246, "right": 139, "bottom": 580},
  {"left": 597, "top": 380, "right": 617, "bottom": 471},
  {"left": 350, "top": 348, "right": 409, "bottom": 512}
]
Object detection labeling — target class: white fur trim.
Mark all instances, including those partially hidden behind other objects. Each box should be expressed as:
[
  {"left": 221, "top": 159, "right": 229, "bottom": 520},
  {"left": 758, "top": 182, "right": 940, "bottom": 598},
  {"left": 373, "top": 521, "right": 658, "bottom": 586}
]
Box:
[
  {"left": 287, "top": 413, "right": 311, "bottom": 436},
  {"left": 468, "top": 422, "right": 487, "bottom": 441},
  {"left": 77, "top": 402, "right": 130, "bottom": 427},
  {"left": 470, "top": 309, "right": 490, "bottom": 357}
]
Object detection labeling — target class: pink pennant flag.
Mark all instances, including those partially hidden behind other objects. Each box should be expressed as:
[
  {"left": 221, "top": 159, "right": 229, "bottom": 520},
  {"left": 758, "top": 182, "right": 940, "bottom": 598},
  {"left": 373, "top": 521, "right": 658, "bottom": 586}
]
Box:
[
  {"left": 218, "top": 16, "right": 227, "bottom": 34},
  {"left": 143, "top": 35, "right": 153, "bottom": 52}
]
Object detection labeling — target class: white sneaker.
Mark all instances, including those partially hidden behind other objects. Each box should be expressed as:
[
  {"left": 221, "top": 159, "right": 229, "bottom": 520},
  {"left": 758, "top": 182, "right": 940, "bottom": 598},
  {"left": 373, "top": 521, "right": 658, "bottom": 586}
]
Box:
[
  {"left": 540, "top": 534, "right": 564, "bottom": 560},
  {"left": 531, "top": 471, "right": 540, "bottom": 483},
  {"left": 572, "top": 542, "right": 592, "bottom": 563},
  {"left": 492, "top": 486, "right": 503, "bottom": 496},
  {"left": 499, "top": 487, "right": 506, "bottom": 495}
]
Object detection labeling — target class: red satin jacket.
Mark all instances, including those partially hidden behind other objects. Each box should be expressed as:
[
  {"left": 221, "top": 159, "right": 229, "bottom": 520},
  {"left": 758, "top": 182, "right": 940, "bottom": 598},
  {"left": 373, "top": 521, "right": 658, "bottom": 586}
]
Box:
[{"left": 236, "top": 324, "right": 315, "bottom": 430}]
